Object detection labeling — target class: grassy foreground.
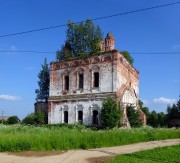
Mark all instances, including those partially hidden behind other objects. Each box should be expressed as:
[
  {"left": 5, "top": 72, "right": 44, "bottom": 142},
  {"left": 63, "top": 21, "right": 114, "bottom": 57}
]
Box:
[
  {"left": 107, "top": 145, "right": 180, "bottom": 163},
  {"left": 0, "top": 124, "right": 179, "bottom": 152}
]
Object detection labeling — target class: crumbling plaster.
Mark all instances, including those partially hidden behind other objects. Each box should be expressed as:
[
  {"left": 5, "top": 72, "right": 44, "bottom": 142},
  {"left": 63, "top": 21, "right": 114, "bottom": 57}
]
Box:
[{"left": 48, "top": 50, "right": 139, "bottom": 125}]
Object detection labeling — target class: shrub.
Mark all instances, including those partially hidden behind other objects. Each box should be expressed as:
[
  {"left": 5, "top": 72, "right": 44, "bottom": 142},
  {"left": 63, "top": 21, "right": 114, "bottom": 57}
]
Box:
[
  {"left": 22, "top": 113, "right": 36, "bottom": 125},
  {"left": 22, "top": 112, "right": 46, "bottom": 125},
  {"left": 7, "top": 116, "right": 20, "bottom": 125},
  {"left": 35, "top": 111, "right": 46, "bottom": 125},
  {"left": 100, "top": 97, "right": 122, "bottom": 129}
]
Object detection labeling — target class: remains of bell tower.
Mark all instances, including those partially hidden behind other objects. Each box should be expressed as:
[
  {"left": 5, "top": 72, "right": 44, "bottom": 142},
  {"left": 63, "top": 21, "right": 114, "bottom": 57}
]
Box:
[{"left": 105, "top": 33, "right": 115, "bottom": 51}]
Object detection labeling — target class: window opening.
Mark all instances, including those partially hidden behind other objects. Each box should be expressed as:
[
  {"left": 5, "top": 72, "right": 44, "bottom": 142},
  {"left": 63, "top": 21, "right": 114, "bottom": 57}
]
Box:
[
  {"left": 64, "top": 111, "right": 68, "bottom": 123},
  {"left": 79, "top": 74, "right": 84, "bottom": 89},
  {"left": 92, "top": 110, "right": 98, "bottom": 125},
  {"left": 78, "top": 111, "right": 83, "bottom": 124},
  {"left": 64, "top": 76, "right": 69, "bottom": 90},
  {"left": 94, "top": 72, "right": 99, "bottom": 87}
]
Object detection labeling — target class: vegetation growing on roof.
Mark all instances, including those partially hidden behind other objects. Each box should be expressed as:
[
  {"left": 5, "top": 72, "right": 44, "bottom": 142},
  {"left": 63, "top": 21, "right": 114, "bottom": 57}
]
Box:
[
  {"left": 56, "top": 19, "right": 103, "bottom": 61},
  {"left": 120, "top": 50, "right": 134, "bottom": 65}
]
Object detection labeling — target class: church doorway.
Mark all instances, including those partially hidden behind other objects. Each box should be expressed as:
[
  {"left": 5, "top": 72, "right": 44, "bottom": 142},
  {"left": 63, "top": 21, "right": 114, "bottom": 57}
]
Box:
[{"left": 64, "top": 111, "right": 68, "bottom": 123}]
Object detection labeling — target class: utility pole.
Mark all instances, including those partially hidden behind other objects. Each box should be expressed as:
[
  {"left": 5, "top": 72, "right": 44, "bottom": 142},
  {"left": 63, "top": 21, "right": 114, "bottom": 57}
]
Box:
[{"left": 1, "top": 110, "right": 4, "bottom": 124}]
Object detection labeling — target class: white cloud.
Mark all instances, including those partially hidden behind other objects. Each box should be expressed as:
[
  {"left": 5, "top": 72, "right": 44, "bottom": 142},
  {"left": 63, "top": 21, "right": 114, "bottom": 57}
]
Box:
[
  {"left": 0, "top": 95, "right": 22, "bottom": 101},
  {"left": 153, "top": 97, "right": 176, "bottom": 105}
]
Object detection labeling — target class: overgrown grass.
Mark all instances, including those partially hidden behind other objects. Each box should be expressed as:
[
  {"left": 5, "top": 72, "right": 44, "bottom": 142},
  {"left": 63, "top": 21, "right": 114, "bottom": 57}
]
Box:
[
  {"left": 0, "top": 124, "right": 179, "bottom": 152},
  {"left": 107, "top": 145, "right": 180, "bottom": 163}
]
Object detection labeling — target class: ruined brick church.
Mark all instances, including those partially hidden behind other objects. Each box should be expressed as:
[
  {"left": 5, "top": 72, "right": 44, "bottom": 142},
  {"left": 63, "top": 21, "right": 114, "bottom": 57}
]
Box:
[{"left": 46, "top": 33, "right": 145, "bottom": 127}]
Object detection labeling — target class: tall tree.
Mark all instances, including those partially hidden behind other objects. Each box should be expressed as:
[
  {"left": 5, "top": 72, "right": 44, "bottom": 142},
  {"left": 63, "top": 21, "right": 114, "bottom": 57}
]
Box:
[
  {"left": 157, "top": 112, "right": 167, "bottom": 127},
  {"left": 165, "top": 96, "right": 180, "bottom": 127},
  {"left": 56, "top": 19, "right": 103, "bottom": 60},
  {"left": 56, "top": 42, "right": 72, "bottom": 61},
  {"left": 167, "top": 102, "right": 180, "bottom": 120},
  {"left": 35, "top": 58, "right": 50, "bottom": 102},
  {"left": 148, "top": 110, "right": 158, "bottom": 127},
  {"left": 127, "top": 105, "right": 143, "bottom": 127},
  {"left": 139, "top": 100, "right": 150, "bottom": 118},
  {"left": 141, "top": 107, "right": 150, "bottom": 118},
  {"left": 177, "top": 96, "right": 180, "bottom": 108}
]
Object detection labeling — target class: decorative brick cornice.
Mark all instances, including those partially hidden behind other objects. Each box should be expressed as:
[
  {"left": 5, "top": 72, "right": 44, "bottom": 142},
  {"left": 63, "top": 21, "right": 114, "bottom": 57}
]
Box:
[
  {"left": 48, "top": 92, "right": 116, "bottom": 102},
  {"left": 50, "top": 50, "right": 139, "bottom": 78}
]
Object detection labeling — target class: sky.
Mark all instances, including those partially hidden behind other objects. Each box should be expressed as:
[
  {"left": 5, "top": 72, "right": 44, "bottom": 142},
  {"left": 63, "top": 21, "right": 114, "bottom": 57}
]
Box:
[{"left": 0, "top": 0, "right": 180, "bottom": 120}]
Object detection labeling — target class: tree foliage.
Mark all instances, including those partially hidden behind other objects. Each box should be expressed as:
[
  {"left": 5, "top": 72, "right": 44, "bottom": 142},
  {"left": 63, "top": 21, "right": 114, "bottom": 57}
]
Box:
[
  {"left": 139, "top": 100, "right": 150, "bottom": 118},
  {"left": 35, "top": 58, "right": 50, "bottom": 102},
  {"left": 147, "top": 110, "right": 158, "bottom": 127},
  {"left": 157, "top": 112, "right": 167, "bottom": 127},
  {"left": 127, "top": 105, "right": 143, "bottom": 127},
  {"left": 0, "top": 120, "right": 7, "bottom": 124},
  {"left": 120, "top": 50, "right": 134, "bottom": 65},
  {"left": 35, "top": 111, "right": 46, "bottom": 125},
  {"left": 56, "top": 19, "right": 103, "bottom": 60},
  {"left": 138, "top": 97, "right": 180, "bottom": 128},
  {"left": 7, "top": 116, "right": 20, "bottom": 124},
  {"left": 141, "top": 107, "right": 150, "bottom": 118},
  {"left": 167, "top": 104, "right": 180, "bottom": 120},
  {"left": 100, "top": 97, "right": 121, "bottom": 129},
  {"left": 166, "top": 97, "right": 180, "bottom": 127}
]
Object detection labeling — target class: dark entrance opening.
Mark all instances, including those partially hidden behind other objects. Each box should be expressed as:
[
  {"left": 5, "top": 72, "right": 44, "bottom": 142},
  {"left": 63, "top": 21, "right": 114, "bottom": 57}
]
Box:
[
  {"left": 64, "top": 111, "right": 68, "bottom": 123},
  {"left": 64, "top": 76, "right": 69, "bottom": 90},
  {"left": 92, "top": 110, "right": 98, "bottom": 125},
  {"left": 94, "top": 72, "right": 99, "bottom": 87},
  {"left": 78, "top": 111, "right": 83, "bottom": 124},
  {"left": 79, "top": 74, "right": 84, "bottom": 89}
]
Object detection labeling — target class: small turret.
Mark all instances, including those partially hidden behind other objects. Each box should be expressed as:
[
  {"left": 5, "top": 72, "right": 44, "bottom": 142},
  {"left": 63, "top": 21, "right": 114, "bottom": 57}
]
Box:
[{"left": 105, "top": 33, "right": 115, "bottom": 51}]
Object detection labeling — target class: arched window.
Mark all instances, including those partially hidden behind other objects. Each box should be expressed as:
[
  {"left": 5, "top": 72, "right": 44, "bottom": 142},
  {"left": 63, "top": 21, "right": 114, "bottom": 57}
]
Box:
[
  {"left": 77, "top": 68, "right": 84, "bottom": 89},
  {"left": 63, "top": 70, "right": 70, "bottom": 91},
  {"left": 79, "top": 74, "right": 84, "bottom": 89},
  {"left": 93, "top": 72, "right": 99, "bottom": 87},
  {"left": 64, "top": 76, "right": 69, "bottom": 90},
  {"left": 91, "top": 66, "right": 100, "bottom": 88}
]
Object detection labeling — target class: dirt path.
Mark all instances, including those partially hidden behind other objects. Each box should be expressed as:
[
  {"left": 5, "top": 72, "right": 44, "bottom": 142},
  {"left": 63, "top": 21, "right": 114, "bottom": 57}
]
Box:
[{"left": 0, "top": 139, "right": 179, "bottom": 163}]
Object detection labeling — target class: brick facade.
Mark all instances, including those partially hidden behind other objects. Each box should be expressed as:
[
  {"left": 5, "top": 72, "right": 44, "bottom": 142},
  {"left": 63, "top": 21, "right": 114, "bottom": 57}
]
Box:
[{"left": 48, "top": 33, "right": 145, "bottom": 126}]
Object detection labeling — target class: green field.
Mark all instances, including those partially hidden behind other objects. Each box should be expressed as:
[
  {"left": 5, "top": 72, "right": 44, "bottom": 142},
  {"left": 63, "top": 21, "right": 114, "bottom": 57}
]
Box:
[
  {"left": 0, "top": 124, "right": 179, "bottom": 152},
  {"left": 107, "top": 145, "right": 180, "bottom": 163}
]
